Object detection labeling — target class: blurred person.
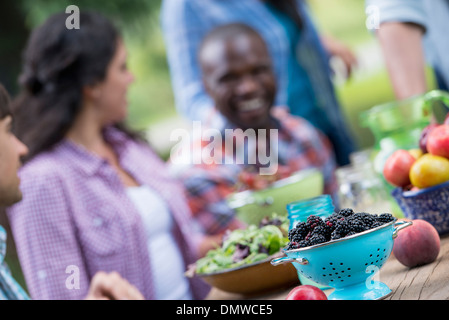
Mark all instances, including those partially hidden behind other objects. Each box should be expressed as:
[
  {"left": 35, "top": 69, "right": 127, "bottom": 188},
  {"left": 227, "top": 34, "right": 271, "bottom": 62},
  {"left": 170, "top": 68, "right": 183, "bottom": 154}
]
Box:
[
  {"left": 366, "top": 0, "right": 449, "bottom": 99},
  {"left": 8, "top": 11, "right": 211, "bottom": 300},
  {"left": 170, "top": 23, "right": 338, "bottom": 235},
  {"left": 161, "top": 0, "right": 357, "bottom": 166},
  {"left": 0, "top": 84, "right": 144, "bottom": 300}
]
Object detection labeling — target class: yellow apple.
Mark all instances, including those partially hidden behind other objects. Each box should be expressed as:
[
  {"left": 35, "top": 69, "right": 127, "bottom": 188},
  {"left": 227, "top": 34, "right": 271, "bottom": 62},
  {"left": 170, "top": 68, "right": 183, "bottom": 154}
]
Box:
[{"left": 409, "top": 154, "right": 449, "bottom": 188}]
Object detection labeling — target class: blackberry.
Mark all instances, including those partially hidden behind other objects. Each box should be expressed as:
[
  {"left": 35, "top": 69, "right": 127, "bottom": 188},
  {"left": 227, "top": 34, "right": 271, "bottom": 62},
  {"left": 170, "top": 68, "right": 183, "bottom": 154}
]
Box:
[
  {"left": 345, "top": 231, "right": 357, "bottom": 237},
  {"left": 334, "top": 219, "right": 351, "bottom": 236},
  {"left": 377, "top": 213, "right": 395, "bottom": 224},
  {"left": 286, "top": 209, "right": 394, "bottom": 249},
  {"left": 347, "top": 215, "right": 368, "bottom": 233},
  {"left": 352, "top": 212, "right": 376, "bottom": 229},
  {"left": 339, "top": 208, "right": 354, "bottom": 217},
  {"left": 308, "top": 233, "right": 327, "bottom": 246},
  {"left": 288, "top": 222, "right": 309, "bottom": 242},
  {"left": 371, "top": 221, "right": 384, "bottom": 229},
  {"left": 310, "top": 225, "right": 331, "bottom": 240},
  {"left": 306, "top": 215, "right": 325, "bottom": 230},
  {"left": 298, "top": 239, "right": 311, "bottom": 248},
  {"left": 285, "top": 242, "right": 299, "bottom": 250},
  {"left": 324, "top": 213, "right": 344, "bottom": 231},
  {"left": 330, "top": 230, "right": 344, "bottom": 240}
]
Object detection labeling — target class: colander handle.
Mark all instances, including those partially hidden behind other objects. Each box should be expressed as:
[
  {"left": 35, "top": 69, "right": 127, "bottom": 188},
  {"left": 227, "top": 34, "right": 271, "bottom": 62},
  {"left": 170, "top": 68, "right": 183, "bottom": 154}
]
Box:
[
  {"left": 270, "top": 256, "right": 309, "bottom": 266},
  {"left": 392, "top": 220, "right": 413, "bottom": 239}
]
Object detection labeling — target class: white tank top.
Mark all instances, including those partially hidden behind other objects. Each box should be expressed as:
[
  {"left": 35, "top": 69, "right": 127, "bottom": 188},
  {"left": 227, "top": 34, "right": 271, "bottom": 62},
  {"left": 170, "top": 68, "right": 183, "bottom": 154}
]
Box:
[{"left": 126, "top": 185, "right": 192, "bottom": 300}]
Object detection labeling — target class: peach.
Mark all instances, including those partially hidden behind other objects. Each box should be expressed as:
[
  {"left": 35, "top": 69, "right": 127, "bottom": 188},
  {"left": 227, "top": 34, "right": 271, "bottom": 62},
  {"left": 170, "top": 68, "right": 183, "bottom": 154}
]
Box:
[
  {"left": 427, "top": 125, "right": 449, "bottom": 158},
  {"left": 383, "top": 150, "right": 416, "bottom": 187},
  {"left": 393, "top": 219, "right": 440, "bottom": 268}
]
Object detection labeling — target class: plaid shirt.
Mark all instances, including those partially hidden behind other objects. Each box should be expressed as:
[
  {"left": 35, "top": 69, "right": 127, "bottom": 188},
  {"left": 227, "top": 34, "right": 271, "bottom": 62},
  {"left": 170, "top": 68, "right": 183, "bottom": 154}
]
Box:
[
  {"left": 170, "top": 107, "right": 338, "bottom": 235},
  {"left": 7, "top": 127, "right": 209, "bottom": 300},
  {"left": 161, "top": 0, "right": 356, "bottom": 165},
  {"left": 0, "top": 226, "right": 30, "bottom": 300}
]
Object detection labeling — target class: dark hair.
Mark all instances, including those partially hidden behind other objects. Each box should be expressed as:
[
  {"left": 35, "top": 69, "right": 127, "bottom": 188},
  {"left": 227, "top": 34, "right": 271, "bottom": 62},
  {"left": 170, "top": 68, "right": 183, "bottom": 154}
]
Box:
[
  {"left": 13, "top": 11, "right": 141, "bottom": 162},
  {"left": 0, "top": 84, "right": 12, "bottom": 120},
  {"left": 265, "top": 0, "right": 303, "bottom": 29}
]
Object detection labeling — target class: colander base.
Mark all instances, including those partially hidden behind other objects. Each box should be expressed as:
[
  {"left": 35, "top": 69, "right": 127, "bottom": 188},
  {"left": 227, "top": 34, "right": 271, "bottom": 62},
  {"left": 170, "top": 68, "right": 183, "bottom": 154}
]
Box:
[{"left": 328, "top": 281, "right": 391, "bottom": 300}]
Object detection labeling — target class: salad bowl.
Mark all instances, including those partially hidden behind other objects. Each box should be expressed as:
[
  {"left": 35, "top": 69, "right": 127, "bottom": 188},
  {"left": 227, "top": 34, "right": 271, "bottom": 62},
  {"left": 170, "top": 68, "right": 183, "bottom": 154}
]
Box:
[
  {"left": 197, "top": 254, "right": 298, "bottom": 296},
  {"left": 186, "top": 216, "right": 298, "bottom": 296}
]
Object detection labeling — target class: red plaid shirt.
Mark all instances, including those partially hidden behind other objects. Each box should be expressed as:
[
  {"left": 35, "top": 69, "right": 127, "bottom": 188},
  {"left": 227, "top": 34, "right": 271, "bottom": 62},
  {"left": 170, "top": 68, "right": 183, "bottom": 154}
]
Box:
[{"left": 170, "top": 107, "right": 338, "bottom": 235}]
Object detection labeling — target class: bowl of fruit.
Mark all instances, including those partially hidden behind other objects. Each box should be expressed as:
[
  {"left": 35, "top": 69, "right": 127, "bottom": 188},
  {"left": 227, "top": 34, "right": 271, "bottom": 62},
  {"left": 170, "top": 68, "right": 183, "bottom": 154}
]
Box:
[
  {"left": 384, "top": 114, "right": 449, "bottom": 235},
  {"left": 186, "top": 216, "right": 299, "bottom": 295},
  {"left": 271, "top": 209, "right": 412, "bottom": 300},
  {"left": 227, "top": 168, "right": 324, "bottom": 226}
]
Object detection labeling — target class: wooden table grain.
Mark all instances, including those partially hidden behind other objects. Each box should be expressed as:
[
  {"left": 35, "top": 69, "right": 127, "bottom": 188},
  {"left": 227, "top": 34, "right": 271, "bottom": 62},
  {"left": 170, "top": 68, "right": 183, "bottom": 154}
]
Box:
[{"left": 206, "top": 234, "right": 449, "bottom": 300}]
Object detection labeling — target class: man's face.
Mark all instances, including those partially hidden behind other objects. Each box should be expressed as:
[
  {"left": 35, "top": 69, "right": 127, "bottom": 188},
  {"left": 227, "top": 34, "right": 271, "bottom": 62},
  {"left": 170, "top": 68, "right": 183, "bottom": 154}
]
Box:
[
  {"left": 0, "top": 116, "right": 28, "bottom": 206},
  {"left": 201, "top": 33, "right": 276, "bottom": 130}
]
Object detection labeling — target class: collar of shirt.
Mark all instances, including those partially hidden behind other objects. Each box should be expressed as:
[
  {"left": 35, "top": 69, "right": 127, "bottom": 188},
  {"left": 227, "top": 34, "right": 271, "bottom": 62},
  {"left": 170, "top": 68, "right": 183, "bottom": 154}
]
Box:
[{"left": 54, "top": 126, "right": 131, "bottom": 177}]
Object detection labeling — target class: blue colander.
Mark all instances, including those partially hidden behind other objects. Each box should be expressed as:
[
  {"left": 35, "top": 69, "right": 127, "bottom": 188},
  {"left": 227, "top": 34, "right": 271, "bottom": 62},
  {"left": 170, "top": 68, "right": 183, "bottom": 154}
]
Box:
[{"left": 271, "top": 219, "right": 412, "bottom": 300}]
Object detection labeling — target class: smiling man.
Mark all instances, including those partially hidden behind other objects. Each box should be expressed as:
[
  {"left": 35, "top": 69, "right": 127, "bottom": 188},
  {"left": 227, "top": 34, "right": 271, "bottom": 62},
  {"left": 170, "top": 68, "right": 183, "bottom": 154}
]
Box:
[
  {"left": 0, "top": 84, "right": 144, "bottom": 300},
  {"left": 170, "top": 23, "right": 338, "bottom": 236}
]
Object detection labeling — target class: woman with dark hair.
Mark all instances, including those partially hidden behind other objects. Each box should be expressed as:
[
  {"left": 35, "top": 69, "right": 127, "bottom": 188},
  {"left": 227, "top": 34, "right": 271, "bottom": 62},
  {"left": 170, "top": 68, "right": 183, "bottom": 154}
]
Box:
[
  {"left": 161, "top": 0, "right": 358, "bottom": 166},
  {"left": 7, "top": 11, "right": 211, "bottom": 300}
]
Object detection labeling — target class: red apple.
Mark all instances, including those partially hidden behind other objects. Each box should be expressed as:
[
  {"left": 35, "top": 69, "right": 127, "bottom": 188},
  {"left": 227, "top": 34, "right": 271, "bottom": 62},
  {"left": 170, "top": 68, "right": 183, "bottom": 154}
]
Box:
[
  {"left": 383, "top": 150, "right": 416, "bottom": 187},
  {"left": 393, "top": 219, "right": 440, "bottom": 268},
  {"left": 419, "top": 123, "right": 438, "bottom": 153},
  {"left": 285, "top": 285, "right": 327, "bottom": 300},
  {"left": 427, "top": 125, "right": 449, "bottom": 158}
]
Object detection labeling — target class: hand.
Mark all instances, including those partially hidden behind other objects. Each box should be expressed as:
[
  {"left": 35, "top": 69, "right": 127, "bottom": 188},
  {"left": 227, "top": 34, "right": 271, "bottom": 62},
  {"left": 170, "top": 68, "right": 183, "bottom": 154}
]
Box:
[
  {"left": 85, "top": 271, "right": 144, "bottom": 300},
  {"left": 320, "top": 35, "right": 358, "bottom": 79}
]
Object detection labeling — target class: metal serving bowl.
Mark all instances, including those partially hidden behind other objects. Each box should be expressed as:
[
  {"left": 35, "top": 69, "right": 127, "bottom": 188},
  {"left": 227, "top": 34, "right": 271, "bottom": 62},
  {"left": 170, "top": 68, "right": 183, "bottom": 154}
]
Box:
[{"left": 271, "top": 219, "right": 412, "bottom": 300}]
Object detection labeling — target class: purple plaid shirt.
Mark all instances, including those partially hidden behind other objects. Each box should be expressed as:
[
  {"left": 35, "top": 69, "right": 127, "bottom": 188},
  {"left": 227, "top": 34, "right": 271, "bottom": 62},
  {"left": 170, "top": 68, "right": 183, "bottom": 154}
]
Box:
[{"left": 6, "top": 127, "right": 209, "bottom": 300}]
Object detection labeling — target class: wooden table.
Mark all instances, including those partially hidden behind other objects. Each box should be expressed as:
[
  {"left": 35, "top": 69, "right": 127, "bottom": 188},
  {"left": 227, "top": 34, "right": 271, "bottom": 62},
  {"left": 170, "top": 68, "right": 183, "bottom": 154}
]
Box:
[{"left": 206, "top": 234, "right": 449, "bottom": 300}]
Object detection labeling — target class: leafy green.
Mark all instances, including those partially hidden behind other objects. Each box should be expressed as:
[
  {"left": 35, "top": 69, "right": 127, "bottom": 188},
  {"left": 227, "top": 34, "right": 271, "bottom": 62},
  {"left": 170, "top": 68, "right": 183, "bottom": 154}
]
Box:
[{"left": 195, "top": 215, "right": 289, "bottom": 274}]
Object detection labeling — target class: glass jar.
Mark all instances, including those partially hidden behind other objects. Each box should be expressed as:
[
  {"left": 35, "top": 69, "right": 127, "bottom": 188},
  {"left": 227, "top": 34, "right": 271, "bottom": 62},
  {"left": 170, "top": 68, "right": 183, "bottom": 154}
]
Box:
[
  {"left": 286, "top": 194, "right": 335, "bottom": 231},
  {"left": 336, "top": 162, "right": 392, "bottom": 215},
  {"left": 286, "top": 195, "right": 334, "bottom": 290}
]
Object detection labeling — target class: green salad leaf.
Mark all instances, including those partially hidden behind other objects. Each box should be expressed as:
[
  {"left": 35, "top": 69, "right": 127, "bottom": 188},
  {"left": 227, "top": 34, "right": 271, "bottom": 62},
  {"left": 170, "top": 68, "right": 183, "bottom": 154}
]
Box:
[{"left": 195, "top": 215, "right": 289, "bottom": 274}]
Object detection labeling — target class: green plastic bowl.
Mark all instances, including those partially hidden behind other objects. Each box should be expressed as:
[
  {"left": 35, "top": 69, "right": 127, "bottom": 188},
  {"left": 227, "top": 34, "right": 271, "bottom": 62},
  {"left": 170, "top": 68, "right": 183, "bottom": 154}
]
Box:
[{"left": 226, "top": 169, "right": 324, "bottom": 226}]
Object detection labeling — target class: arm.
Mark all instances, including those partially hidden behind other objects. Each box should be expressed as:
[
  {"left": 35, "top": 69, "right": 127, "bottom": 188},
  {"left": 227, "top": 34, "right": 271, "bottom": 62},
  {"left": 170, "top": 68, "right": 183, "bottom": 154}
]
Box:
[
  {"left": 320, "top": 35, "right": 358, "bottom": 79},
  {"left": 7, "top": 168, "right": 89, "bottom": 299},
  {"left": 377, "top": 22, "right": 427, "bottom": 99},
  {"left": 365, "top": 0, "right": 428, "bottom": 99},
  {"left": 160, "top": 0, "right": 214, "bottom": 121}
]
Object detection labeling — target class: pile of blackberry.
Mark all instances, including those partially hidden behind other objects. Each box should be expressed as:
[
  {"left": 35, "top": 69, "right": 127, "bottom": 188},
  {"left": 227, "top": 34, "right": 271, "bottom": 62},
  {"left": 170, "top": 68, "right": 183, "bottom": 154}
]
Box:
[{"left": 285, "top": 208, "right": 395, "bottom": 250}]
